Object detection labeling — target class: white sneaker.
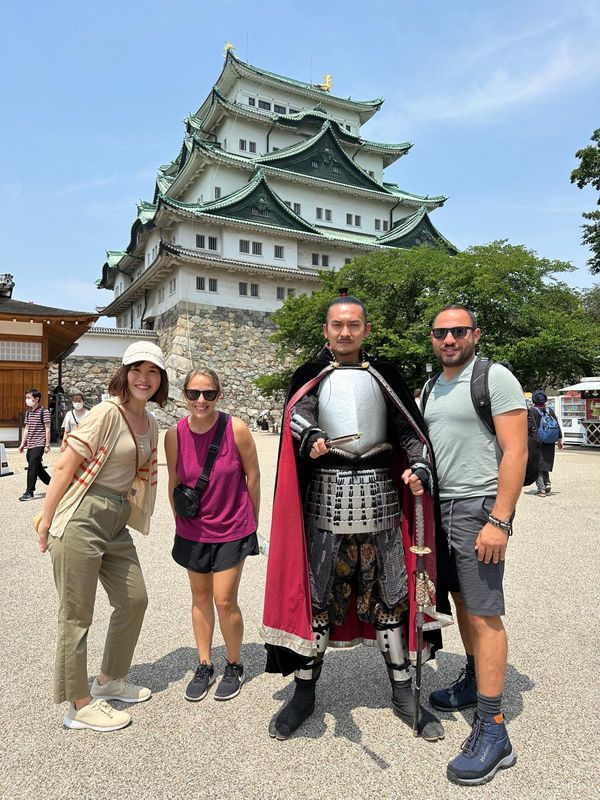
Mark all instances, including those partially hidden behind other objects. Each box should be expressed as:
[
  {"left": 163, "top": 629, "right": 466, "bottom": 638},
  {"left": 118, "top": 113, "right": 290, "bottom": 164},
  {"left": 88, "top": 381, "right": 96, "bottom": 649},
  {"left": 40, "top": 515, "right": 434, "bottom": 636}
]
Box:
[
  {"left": 91, "top": 677, "right": 152, "bottom": 704},
  {"left": 64, "top": 699, "right": 131, "bottom": 732}
]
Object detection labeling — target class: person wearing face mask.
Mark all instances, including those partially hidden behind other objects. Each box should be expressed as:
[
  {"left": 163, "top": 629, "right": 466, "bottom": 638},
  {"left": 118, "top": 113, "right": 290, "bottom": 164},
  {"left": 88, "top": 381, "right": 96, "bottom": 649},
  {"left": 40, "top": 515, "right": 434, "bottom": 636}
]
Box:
[
  {"left": 18, "top": 389, "right": 52, "bottom": 501},
  {"left": 60, "top": 390, "right": 90, "bottom": 452}
]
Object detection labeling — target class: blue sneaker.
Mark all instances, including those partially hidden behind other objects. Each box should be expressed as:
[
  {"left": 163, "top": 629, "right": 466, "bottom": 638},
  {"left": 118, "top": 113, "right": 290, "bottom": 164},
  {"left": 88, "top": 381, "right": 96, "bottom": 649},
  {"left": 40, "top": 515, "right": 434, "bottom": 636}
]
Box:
[
  {"left": 430, "top": 666, "right": 477, "bottom": 711},
  {"left": 447, "top": 712, "right": 517, "bottom": 785}
]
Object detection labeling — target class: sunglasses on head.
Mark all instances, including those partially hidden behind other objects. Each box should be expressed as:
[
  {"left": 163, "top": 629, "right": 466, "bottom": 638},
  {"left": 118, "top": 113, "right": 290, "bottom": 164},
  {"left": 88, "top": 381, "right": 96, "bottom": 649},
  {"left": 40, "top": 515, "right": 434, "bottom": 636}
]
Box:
[
  {"left": 431, "top": 326, "right": 475, "bottom": 340},
  {"left": 184, "top": 389, "right": 218, "bottom": 401}
]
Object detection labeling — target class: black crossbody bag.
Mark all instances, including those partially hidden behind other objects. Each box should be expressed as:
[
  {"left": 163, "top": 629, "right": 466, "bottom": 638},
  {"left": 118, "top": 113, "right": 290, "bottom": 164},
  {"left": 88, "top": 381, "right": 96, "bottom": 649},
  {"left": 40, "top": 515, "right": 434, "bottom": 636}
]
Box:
[{"left": 173, "top": 412, "right": 229, "bottom": 519}]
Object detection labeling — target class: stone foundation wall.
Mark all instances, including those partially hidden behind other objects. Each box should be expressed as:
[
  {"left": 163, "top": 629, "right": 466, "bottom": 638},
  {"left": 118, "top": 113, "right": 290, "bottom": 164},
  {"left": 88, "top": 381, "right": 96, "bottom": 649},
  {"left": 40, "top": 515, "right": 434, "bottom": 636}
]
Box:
[{"left": 50, "top": 302, "right": 286, "bottom": 428}]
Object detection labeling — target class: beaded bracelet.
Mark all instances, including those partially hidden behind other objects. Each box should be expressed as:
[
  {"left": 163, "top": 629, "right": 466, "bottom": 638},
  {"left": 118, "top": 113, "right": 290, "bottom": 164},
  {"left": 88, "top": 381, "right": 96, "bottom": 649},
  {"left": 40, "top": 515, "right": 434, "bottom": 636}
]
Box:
[{"left": 488, "top": 513, "right": 513, "bottom": 536}]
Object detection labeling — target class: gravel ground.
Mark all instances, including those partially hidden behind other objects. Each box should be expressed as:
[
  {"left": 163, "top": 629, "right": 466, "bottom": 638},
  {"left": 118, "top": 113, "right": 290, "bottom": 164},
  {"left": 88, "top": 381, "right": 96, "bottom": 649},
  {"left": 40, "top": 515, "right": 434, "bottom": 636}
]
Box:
[{"left": 0, "top": 434, "right": 598, "bottom": 800}]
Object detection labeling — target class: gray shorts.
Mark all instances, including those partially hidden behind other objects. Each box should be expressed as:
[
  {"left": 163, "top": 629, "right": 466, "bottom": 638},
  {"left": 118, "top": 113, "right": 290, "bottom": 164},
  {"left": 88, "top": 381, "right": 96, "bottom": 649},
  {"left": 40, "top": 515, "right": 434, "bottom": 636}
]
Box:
[{"left": 439, "top": 496, "right": 505, "bottom": 617}]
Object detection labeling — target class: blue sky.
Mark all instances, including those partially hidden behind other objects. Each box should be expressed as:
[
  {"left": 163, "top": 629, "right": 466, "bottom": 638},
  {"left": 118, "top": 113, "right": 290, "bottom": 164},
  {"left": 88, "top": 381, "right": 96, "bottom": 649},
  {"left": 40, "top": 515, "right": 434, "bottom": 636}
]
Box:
[{"left": 1, "top": 0, "right": 599, "bottom": 323}]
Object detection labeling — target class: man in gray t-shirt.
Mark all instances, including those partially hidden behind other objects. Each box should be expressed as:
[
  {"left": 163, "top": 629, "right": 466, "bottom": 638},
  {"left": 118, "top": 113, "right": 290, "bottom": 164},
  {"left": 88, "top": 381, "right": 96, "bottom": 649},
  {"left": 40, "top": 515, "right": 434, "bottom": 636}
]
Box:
[{"left": 421, "top": 305, "right": 527, "bottom": 786}]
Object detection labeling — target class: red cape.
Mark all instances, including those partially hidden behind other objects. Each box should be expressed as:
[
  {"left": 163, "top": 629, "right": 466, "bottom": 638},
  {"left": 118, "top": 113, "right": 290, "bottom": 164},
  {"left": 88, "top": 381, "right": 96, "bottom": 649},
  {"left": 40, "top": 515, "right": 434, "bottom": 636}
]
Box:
[{"left": 261, "top": 364, "right": 450, "bottom": 673}]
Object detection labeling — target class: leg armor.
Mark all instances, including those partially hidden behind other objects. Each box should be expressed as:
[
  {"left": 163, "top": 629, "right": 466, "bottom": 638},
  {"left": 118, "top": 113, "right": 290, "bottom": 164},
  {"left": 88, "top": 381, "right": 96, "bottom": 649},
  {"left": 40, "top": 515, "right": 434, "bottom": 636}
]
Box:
[
  {"left": 268, "top": 613, "right": 330, "bottom": 741},
  {"left": 375, "top": 608, "right": 445, "bottom": 742}
]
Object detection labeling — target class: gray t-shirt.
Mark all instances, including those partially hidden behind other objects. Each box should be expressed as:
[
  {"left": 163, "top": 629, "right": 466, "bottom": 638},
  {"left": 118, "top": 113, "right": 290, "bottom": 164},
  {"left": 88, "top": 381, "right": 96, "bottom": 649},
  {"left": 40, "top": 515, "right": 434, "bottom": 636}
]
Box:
[{"left": 424, "top": 359, "right": 526, "bottom": 499}]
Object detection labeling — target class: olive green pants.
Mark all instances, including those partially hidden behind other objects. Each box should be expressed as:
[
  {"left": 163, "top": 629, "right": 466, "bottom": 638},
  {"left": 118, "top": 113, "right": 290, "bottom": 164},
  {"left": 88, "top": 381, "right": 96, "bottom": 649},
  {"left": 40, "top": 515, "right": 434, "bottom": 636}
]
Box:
[{"left": 49, "top": 486, "right": 148, "bottom": 704}]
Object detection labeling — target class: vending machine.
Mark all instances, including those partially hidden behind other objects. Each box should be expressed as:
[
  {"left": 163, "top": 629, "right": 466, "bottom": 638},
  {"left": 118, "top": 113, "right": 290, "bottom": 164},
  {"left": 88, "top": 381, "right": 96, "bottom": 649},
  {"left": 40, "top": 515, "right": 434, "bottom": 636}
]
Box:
[{"left": 558, "top": 378, "right": 600, "bottom": 447}]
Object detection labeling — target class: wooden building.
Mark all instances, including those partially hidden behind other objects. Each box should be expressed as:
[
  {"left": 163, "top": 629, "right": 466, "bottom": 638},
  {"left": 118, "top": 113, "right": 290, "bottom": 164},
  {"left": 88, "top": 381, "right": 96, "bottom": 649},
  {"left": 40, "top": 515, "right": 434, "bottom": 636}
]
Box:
[{"left": 0, "top": 275, "right": 97, "bottom": 445}]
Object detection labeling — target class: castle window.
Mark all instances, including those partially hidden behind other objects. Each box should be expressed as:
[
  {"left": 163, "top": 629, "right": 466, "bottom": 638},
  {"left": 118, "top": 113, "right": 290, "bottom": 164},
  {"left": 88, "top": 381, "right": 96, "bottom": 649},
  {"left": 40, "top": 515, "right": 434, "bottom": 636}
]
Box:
[
  {"left": 274, "top": 245, "right": 284, "bottom": 259},
  {"left": 293, "top": 202, "right": 301, "bottom": 214},
  {"left": 345, "top": 258, "right": 352, "bottom": 265},
  {"left": 258, "top": 100, "right": 271, "bottom": 110},
  {"left": 274, "top": 103, "right": 286, "bottom": 114},
  {"left": 136, "top": 303, "right": 143, "bottom": 317},
  {"left": 196, "top": 234, "right": 205, "bottom": 249},
  {"left": 383, "top": 220, "right": 389, "bottom": 232},
  {"left": 321, "top": 255, "right": 329, "bottom": 267},
  {"left": 287, "top": 288, "right": 295, "bottom": 297},
  {"left": 311, "top": 159, "right": 319, "bottom": 168},
  {"left": 209, "top": 278, "right": 218, "bottom": 292},
  {"left": 368, "top": 170, "right": 374, "bottom": 178},
  {"left": 250, "top": 283, "right": 259, "bottom": 297},
  {"left": 316, "top": 207, "right": 323, "bottom": 219},
  {"left": 375, "top": 219, "right": 381, "bottom": 231},
  {"left": 276, "top": 286, "right": 285, "bottom": 300},
  {"left": 252, "top": 241, "right": 263, "bottom": 256},
  {"left": 325, "top": 209, "right": 332, "bottom": 221},
  {"left": 239, "top": 239, "right": 250, "bottom": 254},
  {"left": 311, "top": 253, "right": 319, "bottom": 266},
  {"left": 248, "top": 97, "right": 256, "bottom": 106},
  {"left": 354, "top": 215, "right": 361, "bottom": 227},
  {"left": 283, "top": 200, "right": 291, "bottom": 208},
  {"left": 169, "top": 278, "right": 176, "bottom": 295},
  {"left": 208, "top": 236, "right": 218, "bottom": 250},
  {"left": 346, "top": 213, "right": 353, "bottom": 225},
  {"left": 196, "top": 277, "right": 205, "bottom": 291},
  {"left": 239, "top": 282, "right": 248, "bottom": 296},
  {"left": 251, "top": 206, "right": 270, "bottom": 217},
  {"left": 332, "top": 164, "right": 340, "bottom": 173},
  {"left": 239, "top": 139, "right": 247, "bottom": 151},
  {"left": 214, "top": 187, "right": 221, "bottom": 199},
  {"left": 158, "top": 287, "right": 165, "bottom": 303},
  {"left": 249, "top": 141, "right": 257, "bottom": 154}
]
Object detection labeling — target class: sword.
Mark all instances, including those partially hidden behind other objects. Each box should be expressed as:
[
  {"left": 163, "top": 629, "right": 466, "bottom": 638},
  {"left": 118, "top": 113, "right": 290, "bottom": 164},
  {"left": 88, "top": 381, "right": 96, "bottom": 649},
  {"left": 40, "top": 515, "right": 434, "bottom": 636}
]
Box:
[
  {"left": 410, "top": 495, "right": 431, "bottom": 735},
  {"left": 325, "top": 432, "right": 362, "bottom": 448}
]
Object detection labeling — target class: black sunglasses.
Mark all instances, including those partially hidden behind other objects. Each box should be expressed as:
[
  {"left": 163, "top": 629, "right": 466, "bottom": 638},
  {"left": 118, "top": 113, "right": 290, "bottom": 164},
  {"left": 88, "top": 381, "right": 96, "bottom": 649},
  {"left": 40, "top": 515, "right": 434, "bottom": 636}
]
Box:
[
  {"left": 431, "top": 326, "right": 476, "bottom": 340},
  {"left": 184, "top": 389, "right": 218, "bottom": 401}
]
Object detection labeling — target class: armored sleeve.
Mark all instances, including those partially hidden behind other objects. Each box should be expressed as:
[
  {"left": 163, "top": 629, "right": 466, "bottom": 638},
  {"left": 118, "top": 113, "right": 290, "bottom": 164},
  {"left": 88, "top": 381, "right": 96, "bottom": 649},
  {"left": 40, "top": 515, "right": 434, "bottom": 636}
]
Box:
[
  {"left": 290, "top": 391, "right": 328, "bottom": 457},
  {"left": 389, "top": 406, "right": 431, "bottom": 490}
]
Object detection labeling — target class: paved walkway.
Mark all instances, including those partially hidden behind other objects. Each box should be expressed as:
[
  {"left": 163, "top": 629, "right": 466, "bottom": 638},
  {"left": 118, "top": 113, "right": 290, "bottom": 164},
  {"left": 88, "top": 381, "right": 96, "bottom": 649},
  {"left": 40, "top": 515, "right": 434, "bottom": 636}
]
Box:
[{"left": 1, "top": 434, "right": 598, "bottom": 800}]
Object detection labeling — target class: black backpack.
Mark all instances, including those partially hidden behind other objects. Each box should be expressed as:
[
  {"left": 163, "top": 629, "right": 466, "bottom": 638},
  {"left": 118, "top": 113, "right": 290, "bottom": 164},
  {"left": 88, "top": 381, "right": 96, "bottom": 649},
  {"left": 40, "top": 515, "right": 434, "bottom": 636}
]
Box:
[{"left": 421, "top": 357, "right": 540, "bottom": 486}]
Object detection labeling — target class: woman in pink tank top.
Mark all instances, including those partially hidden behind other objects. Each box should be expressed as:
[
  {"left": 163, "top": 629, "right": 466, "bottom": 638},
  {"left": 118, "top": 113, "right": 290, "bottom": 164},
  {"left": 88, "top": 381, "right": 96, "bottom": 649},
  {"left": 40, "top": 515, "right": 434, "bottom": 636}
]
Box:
[{"left": 165, "top": 368, "right": 260, "bottom": 703}]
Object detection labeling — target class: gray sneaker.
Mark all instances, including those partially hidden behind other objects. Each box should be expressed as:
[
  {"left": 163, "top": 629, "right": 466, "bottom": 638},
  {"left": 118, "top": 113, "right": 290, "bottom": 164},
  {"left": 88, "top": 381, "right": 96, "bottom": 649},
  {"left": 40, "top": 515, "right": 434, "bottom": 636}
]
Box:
[
  {"left": 214, "top": 660, "right": 244, "bottom": 701},
  {"left": 185, "top": 661, "right": 215, "bottom": 701}
]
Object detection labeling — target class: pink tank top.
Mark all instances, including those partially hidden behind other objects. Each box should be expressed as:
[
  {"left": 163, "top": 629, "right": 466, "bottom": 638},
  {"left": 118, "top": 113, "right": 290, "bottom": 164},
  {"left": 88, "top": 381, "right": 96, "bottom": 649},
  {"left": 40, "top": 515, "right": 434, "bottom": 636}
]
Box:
[{"left": 175, "top": 414, "right": 256, "bottom": 543}]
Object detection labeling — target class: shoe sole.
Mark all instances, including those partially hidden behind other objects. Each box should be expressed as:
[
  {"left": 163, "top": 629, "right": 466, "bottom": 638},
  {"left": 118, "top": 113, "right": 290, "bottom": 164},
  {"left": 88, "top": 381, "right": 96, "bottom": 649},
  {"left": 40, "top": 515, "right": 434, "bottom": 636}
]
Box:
[
  {"left": 185, "top": 674, "right": 216, "bottom": 702},
  {"left": 63, "top": 717, "right": 131, "bottom": 732},
  {"left": 447, "top": 750, "right": 517, "bottom": 785},
  {"left": 214, "top": 673, "right": 245, "bottom": 701},
  {"left": 91, "top": 693, "right": 151, "bottom": 704}
]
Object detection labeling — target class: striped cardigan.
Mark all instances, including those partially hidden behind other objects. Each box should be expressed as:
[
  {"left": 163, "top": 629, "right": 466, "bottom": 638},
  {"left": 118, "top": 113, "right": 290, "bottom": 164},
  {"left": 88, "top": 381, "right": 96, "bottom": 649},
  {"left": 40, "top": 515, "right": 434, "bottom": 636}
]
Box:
[{"left": 50, "top": 400, "right": 159, "bottom": 538}]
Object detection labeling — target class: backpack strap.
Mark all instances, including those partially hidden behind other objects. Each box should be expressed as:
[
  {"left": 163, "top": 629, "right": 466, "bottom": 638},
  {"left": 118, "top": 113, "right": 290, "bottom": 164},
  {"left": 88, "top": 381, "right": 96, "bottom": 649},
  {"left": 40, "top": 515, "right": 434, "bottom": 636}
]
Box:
[
  {"left": 470, "top": 357, "right": 495, "bottom": 435},
  {"left": 420, "top": 373, "right": 441, "bottom": 413}
]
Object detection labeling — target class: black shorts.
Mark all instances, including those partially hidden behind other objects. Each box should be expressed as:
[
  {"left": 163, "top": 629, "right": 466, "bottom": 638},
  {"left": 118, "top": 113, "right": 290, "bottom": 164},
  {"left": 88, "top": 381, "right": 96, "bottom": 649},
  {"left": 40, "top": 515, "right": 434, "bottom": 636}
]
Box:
[{"left": 172, "top": 532, "right": 259, "bottom": 574}]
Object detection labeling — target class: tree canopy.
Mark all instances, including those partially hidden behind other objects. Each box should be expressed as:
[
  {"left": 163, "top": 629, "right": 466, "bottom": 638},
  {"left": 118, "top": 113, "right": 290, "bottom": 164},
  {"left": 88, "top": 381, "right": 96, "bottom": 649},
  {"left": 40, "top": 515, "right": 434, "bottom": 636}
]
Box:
[
  {"left": 256, "top": 242, "right": 600, "bottom": 396},
  {"left": 571, "top": 128, "right": 600, "bottom": 275}
]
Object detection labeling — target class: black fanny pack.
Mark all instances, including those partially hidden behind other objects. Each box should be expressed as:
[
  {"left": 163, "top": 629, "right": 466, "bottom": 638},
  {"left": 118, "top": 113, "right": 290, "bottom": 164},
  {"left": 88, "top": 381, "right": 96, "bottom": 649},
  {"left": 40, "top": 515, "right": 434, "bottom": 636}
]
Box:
[{"left": 173, "top": 412, "right": 229, "bottom": 519}]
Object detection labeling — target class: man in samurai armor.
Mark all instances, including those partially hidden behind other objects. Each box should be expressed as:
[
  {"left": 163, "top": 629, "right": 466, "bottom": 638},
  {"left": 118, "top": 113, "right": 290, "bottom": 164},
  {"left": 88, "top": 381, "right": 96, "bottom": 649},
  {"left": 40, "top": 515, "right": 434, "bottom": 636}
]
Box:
[{"left": 261, "top": 295, "right": 451, "bottom": 741}]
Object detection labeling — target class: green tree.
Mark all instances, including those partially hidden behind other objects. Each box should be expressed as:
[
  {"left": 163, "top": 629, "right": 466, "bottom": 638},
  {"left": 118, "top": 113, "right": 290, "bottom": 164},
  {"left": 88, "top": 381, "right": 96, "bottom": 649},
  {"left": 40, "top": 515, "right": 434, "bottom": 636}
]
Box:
[
  {"left": 570, "top": 128, "right": 600, "bottom": 274},
  {"left": 582, "top": 284, "right": 600, "bottom": 323},
  {"left": 256, "top": 242, "right": 600, "bottom": 394}
]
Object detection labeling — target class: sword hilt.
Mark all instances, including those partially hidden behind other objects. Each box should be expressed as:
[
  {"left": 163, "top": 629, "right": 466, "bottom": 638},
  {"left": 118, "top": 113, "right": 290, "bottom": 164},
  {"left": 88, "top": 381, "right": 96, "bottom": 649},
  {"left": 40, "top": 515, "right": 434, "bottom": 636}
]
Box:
[{"left": 409, "top": 545, "right": 431, "bottom": 555}]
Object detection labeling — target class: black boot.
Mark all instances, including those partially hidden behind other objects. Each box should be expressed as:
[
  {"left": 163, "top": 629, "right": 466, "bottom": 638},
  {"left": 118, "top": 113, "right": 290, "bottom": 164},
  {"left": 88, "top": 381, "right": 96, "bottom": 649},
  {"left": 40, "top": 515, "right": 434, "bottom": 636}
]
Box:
[
  {"left": 392, "top": 678, "right": 445, "bottom": 742},
  {"left": 268, "top": 678, "right": 316, "bottom": 740}
]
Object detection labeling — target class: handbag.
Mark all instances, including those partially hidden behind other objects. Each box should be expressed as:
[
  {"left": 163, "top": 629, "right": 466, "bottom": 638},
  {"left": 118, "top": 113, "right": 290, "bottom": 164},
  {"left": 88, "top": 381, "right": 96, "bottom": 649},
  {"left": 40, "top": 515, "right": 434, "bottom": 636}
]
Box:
[{"left": 173, "top": 412, "right": 229, "bottom": 519}]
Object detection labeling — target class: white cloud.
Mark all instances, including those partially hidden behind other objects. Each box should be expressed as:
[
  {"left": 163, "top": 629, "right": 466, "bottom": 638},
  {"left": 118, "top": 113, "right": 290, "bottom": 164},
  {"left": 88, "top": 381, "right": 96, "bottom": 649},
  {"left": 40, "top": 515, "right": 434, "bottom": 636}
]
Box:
[{"left": 402, "top": 41, "right": 600, "bottom": 124}]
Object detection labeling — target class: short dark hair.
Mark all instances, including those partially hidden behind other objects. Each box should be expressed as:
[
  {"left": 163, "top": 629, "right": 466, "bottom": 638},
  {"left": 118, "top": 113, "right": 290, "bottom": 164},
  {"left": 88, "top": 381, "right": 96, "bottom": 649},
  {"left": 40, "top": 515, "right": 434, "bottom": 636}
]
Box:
[
  {"left": 326, "top": 295, "right": 368, "bottom": 322},
  {"left": 107, "top": 361, "right": 169, "bottom": 408},
  {"left": 432, "top": 304, "right": 478, "bottom": 328},
  {"left": 26, "top": 389, "right": 41, "bottom": 400}
]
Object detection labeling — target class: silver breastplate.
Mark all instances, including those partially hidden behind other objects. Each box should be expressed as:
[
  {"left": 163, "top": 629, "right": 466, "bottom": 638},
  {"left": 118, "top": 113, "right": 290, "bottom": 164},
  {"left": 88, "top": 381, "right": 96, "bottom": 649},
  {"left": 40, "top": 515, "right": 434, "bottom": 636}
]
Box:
[{"left": 317, "top": 368, "right": 388, "bottom": 455}]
